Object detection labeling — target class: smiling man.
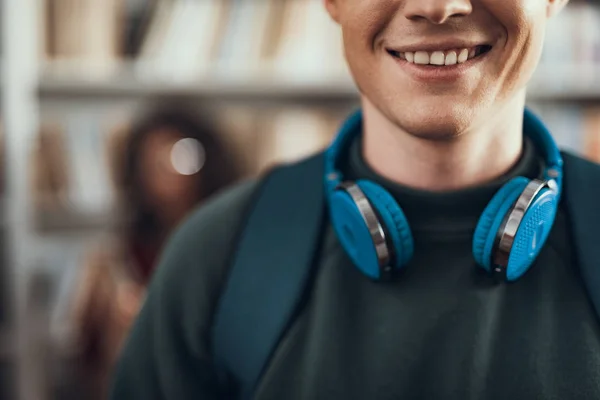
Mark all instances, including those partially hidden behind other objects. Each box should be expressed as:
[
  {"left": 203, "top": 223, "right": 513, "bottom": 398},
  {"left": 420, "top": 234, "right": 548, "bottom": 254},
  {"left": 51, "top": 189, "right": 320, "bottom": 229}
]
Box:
[{"left": 111, "top": 1, "right": 600, "bottom": 399}]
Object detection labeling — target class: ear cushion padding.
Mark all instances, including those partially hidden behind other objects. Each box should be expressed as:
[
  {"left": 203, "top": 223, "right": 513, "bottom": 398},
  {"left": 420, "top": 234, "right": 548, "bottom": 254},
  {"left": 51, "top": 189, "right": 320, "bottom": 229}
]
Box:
[
  {"left": 472, "top": 177, "right": 530, "bottom": 270},
  {"left": 356, "top": 180, "right": 415, "bottom": 269}
]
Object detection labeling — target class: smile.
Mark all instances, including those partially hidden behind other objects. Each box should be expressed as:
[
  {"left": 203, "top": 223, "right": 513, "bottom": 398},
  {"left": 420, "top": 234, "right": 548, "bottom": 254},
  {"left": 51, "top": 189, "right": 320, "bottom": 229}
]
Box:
[{"left": 387, "top": 45, "right": 492, "bottom": 66}]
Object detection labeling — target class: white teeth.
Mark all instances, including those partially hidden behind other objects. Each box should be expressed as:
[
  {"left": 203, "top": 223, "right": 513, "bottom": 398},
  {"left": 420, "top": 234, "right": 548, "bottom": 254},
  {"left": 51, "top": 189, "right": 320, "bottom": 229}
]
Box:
[
  {"left": 398, "top": 47, "right": 484, "bottom": 65},
  {"left": 445, "top": 51, "right": 457, "bottom": 65},
  {"left": 414, "top": 51, "right": 430, "bottom": 65},
  {"left": 430, "top": 51, "right": 445, "bottom": 65}
]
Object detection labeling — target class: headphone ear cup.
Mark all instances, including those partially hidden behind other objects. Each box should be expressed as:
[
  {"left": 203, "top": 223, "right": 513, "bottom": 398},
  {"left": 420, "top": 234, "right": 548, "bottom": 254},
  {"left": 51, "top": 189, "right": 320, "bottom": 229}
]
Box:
[
  {"left": 356, "top": 180, "right": 414, "bottom": 270},
  {"left": 330, "top": 188, "right": 384, "bottom": 280},
  {"left": 473, "top": 177, "right": 530, "bottom": 271},
  {"left": 505, "top": 187, "right": 558, "bottom": 281}
]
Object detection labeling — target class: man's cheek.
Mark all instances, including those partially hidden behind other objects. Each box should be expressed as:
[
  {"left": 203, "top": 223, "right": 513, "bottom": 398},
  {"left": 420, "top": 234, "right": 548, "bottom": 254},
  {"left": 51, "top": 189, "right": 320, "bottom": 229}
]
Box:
[{"left": 341, "top": 0, "right": 399, "bottom": 41}]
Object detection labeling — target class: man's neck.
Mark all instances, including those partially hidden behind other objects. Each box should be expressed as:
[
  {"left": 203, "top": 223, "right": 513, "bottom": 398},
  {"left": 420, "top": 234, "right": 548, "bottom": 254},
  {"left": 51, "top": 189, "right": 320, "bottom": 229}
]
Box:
[{"left": 361, "top": 94, "right": 526, "bottom": 192}]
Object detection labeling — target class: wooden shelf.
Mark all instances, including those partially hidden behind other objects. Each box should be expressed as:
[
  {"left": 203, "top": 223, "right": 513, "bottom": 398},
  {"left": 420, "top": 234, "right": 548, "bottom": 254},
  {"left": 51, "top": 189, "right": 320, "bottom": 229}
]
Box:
[
  {"left": 38, "top": 62, "right": 360, "bottom": 105},
  {"left": 34, "top": 208, "right": 121, "bottom": 234},
  {"left": 36, "top": 61, "right": 600, "bottom": 103},
  {"left": 37, "top": 79, "right": 600, "bottom": 104},
  {"left": 39, "top": 78, "right": 360, "bottom": 105}
]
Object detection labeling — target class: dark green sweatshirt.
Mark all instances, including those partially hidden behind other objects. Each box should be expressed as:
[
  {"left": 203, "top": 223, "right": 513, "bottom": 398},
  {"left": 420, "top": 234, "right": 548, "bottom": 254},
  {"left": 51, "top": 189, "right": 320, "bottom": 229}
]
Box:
[{"left": 111, "top": 137, "right": 600, "bottom": 400}]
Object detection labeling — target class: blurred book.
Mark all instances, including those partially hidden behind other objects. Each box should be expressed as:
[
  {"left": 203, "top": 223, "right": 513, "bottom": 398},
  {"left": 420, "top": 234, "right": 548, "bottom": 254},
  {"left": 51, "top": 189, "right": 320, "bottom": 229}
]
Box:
[
  {"left": 44, "top": 0, "right": 123, "bottom": 77},
  {"left": 136, "top": 0, "right": 228, "bottom": 80},
  {"left": 214, "top": 0, "right": 278, "bottom": 79},
  {"left": 122, "top": 0, "right": 159, "bottom": 58},
  {"left": 529, "top": 102, "right": 600, "bottom": 162},
  {"left": 32, "top": 123, "right": 71, "bottom": 213},
  {"left": 257, "top": 108, "right": 344, "bottom": 171},
  {"left": 32, "top": 116, "right": 118, "bottom": 231},
  {"left": 63, "top": 113, "right": 115, "bottom": 214}
]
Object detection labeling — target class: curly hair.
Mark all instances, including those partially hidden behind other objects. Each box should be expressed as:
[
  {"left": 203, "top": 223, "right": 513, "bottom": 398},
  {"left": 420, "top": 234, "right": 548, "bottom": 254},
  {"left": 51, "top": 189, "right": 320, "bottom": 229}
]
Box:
[{"left": 121, "top": 100, "right": 243, "bottom": 247}]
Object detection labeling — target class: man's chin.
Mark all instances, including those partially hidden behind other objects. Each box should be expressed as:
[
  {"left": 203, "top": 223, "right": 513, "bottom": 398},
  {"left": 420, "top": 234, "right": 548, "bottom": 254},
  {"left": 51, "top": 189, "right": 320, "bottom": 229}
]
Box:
[{"left": 392, "top": 109, "right": 474, "bottom": 141}]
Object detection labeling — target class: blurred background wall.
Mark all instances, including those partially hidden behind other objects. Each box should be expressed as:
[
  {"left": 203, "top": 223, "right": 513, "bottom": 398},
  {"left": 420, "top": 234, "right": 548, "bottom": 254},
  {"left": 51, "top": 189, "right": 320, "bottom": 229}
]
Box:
[{"left": 1, "top": 0, "right": 599, "bottom": 399}]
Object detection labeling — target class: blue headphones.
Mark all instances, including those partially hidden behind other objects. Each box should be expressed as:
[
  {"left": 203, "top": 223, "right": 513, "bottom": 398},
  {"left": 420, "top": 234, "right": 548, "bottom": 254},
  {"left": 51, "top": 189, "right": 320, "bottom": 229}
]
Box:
[{"left": 324, "top": 109, "right": 563, "bottom": 282}]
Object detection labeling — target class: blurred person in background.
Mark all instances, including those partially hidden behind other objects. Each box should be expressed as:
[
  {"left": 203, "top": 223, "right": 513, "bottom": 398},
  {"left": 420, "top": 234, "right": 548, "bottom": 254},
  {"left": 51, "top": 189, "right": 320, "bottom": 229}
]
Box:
[
  {"left": 112, "top": 0, "right": 600, "bottom": 399},
  {"left": 56, "top": 103, "right": 242, "bottom": 399}
]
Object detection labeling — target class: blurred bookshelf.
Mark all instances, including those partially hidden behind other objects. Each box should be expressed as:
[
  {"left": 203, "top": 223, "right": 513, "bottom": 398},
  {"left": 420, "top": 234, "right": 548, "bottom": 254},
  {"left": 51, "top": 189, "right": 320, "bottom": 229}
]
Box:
[
  {"left": 29, "top": 0, "right": 600, "bottom": 236},
  {"left": 1, "top": 0, "right": 600, "bottom": 399}
]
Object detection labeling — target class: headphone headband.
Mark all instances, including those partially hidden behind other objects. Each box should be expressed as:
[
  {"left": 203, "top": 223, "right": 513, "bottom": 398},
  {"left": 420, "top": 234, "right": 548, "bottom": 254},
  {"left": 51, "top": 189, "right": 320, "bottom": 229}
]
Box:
[{"left": 325, "top": 108, "right": 564, "bottom": 198}]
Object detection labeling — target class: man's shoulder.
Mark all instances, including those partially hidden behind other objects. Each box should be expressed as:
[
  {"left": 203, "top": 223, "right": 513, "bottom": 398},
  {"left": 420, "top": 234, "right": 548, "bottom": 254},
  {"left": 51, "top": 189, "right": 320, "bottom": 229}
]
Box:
[
  {"left": 562, "top": 151, "right": 600, "bottom": 168},
  {"left": 562, "top": 151, "right": 600, "bottom": 184},
  {"left": 561, "top": 151, "right": 600, "bottom": 213}
]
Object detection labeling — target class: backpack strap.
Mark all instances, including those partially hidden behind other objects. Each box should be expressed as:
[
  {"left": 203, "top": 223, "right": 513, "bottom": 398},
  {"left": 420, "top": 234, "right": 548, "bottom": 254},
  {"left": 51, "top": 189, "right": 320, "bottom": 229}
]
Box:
[
  {"left": 561, "top": 152, "right": 600, "bottom": 317},
  {"left": 212, "top": 152, "right": 326, "bottom": 399}
]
